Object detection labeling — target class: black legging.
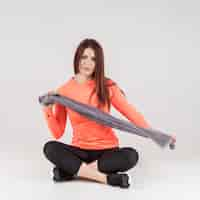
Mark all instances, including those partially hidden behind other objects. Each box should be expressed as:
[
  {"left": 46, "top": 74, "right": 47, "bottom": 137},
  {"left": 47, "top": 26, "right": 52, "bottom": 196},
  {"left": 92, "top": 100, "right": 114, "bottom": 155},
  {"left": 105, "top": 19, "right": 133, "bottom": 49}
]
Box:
[{"left": 43, "top": 140, "right": 139, "bottom": 176}]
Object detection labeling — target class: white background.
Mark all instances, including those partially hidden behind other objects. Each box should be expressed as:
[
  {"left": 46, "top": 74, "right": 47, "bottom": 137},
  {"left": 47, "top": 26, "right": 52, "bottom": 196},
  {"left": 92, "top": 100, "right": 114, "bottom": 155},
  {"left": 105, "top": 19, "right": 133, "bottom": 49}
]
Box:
[{"left": 0, "top": 0, "right": 199, "bottom": 199}]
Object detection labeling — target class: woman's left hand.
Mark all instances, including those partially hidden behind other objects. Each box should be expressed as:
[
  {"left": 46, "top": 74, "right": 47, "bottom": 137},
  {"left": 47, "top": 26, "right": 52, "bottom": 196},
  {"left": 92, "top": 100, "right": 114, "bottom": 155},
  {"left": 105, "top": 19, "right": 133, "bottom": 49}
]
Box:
[{"left": 171, "top": 134, "right": 176, "bottom": 143}]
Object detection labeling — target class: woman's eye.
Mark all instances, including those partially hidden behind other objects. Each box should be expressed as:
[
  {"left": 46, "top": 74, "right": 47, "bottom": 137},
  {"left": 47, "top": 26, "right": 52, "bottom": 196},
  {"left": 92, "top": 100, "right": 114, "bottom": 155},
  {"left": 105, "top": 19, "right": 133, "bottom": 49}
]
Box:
[
  {"left": 81, "top": 55, "right": 87, "bottom": 59},
  {"left": 81, "top": 55, "right": 96, "bottom": 62}
]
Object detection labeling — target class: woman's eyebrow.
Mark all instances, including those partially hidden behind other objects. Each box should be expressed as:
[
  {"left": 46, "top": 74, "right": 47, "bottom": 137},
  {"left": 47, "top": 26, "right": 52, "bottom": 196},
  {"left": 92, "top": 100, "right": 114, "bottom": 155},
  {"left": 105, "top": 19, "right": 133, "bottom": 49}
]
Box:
[
  {"left": 82, "top": 55, "right": 96, "bottom": 59},
  {"left": 81, "top": 55, "right": 88, "bottom": 58}
]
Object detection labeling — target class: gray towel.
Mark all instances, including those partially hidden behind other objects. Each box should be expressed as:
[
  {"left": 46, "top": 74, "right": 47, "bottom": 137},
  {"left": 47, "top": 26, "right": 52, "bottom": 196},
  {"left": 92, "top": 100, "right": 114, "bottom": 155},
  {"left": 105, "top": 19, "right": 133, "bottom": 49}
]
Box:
[{"left": 39, "top": 93, "right": 175, "bottom": 150}]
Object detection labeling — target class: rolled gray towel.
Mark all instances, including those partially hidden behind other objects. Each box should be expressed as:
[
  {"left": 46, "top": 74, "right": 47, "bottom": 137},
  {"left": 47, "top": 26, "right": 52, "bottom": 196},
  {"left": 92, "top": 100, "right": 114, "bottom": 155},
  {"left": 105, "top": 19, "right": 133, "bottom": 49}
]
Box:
[{"left": 39, "top": 93, "right": 175, "bottom": 149}]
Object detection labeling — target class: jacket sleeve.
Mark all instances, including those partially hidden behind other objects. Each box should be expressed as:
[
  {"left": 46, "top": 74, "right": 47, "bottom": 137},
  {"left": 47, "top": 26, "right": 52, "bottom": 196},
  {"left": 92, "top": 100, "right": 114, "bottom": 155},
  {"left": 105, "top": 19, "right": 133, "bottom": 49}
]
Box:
[
  {"left": 42, "top": 103, "right": 67, "bottom": 139},
  {"left": 110, "top": 84, "right": 151, "bottom": 129}
]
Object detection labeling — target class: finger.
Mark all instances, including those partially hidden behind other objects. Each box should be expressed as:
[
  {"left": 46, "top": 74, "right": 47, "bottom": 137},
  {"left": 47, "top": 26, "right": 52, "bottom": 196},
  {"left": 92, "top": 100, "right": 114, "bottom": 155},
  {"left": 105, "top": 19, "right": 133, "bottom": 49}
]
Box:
[
  {"left": 48, "top": 90, "right": 56, "bottom": 94},
  {"left": 172, "top": 136, "right": 176, "bottom": 143}
]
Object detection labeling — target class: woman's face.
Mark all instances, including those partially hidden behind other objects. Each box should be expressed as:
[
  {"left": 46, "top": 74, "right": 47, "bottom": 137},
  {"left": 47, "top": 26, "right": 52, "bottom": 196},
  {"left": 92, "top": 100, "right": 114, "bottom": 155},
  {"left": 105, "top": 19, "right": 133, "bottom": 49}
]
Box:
[{"left": 79, "top": 47, "right": 96, "bottom": 78}]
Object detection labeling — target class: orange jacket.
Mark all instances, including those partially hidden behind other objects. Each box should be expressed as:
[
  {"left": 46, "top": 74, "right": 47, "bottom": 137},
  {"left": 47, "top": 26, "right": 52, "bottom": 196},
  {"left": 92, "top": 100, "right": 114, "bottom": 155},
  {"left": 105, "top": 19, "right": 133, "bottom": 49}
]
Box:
[{"left": 42, "top": 76, "right": 150, "bottom": 149}]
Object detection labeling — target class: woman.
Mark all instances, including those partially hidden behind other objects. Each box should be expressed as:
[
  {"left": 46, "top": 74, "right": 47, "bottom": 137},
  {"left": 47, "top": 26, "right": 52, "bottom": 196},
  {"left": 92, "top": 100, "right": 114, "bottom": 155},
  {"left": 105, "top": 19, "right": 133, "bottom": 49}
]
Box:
[{"left": 42, "top": 38, "right": 152, "bottom": 188}]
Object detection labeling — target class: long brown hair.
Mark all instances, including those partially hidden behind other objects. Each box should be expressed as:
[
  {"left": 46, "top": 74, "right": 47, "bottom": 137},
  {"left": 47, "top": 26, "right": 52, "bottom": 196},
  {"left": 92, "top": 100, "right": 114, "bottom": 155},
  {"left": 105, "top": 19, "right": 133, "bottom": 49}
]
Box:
[{"left": 73, "top": 38, "right": 125, "bottom": 110}]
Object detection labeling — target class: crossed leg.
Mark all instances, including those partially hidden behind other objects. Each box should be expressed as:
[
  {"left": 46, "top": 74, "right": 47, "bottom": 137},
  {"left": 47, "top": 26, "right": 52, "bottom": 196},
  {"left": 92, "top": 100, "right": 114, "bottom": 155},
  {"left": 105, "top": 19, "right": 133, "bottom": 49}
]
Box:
[
  {"left": 77, "top": 147, "right": 139, "bottom": 184},
  {"left": 43, "top": 141, "right": 139, "bottom": 184}
]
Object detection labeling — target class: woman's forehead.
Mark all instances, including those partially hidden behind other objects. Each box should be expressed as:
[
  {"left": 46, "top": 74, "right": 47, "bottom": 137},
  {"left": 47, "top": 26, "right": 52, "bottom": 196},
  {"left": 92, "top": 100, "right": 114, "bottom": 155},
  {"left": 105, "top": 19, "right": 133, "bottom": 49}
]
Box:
[{"left": 83, "top": 48, "right": 95, "bottom": 56}]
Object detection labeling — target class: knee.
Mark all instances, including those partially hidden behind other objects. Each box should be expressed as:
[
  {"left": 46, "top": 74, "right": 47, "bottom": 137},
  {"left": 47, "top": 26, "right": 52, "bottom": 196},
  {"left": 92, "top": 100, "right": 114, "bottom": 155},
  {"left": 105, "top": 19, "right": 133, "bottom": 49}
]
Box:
[
  {"left": 43, "top": 140, "right": 57, "bottom": 157},
  {"left": 123, "top": 147, "right": 139, "bottom": 169}
]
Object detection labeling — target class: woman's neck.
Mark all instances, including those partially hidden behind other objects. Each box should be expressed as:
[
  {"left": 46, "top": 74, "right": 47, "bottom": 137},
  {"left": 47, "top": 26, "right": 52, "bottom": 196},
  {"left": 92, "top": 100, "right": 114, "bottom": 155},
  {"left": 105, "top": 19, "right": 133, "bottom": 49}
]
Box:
[{"left": 75, "top": 73, "right": 92, "bottom": 84}]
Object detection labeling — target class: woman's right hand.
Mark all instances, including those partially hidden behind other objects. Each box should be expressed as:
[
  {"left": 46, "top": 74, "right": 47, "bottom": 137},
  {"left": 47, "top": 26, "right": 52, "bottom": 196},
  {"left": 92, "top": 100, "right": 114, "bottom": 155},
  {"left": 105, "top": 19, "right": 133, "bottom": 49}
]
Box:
[
  {"left": 44, "top": 90, "right": 58, "bottom": 108},
  {"left": 47, "top": 90, "right": 58, "bottom": 95}
]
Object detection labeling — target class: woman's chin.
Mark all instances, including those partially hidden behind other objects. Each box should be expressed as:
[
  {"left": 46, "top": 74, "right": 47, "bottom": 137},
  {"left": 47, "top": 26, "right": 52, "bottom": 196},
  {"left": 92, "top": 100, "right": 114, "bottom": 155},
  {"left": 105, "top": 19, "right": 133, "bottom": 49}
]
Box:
[{"left": 80, "top": 72, "right": 93, "bottom": 77}]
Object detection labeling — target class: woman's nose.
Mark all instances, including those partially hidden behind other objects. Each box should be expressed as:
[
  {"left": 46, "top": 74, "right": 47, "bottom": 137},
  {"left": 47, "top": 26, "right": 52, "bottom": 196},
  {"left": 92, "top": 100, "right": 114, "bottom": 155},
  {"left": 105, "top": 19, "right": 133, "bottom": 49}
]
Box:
[{"left": 84, "top": 59, "right": 92, "bottom": 65}]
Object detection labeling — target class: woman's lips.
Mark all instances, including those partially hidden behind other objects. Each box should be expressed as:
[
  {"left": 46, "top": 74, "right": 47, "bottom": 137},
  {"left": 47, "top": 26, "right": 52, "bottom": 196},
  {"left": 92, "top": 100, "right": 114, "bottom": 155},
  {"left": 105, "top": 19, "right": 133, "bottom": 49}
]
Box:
[{"left": 82, "top": 67, "right": 90, "bottom": 71}]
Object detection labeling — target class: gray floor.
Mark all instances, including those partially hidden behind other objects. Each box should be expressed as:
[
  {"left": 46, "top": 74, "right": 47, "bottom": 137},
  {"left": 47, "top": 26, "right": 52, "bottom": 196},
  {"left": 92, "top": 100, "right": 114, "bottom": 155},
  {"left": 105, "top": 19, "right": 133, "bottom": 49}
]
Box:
[{"left": 1, "top": 144, "right": 199, "bottom": 200}]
